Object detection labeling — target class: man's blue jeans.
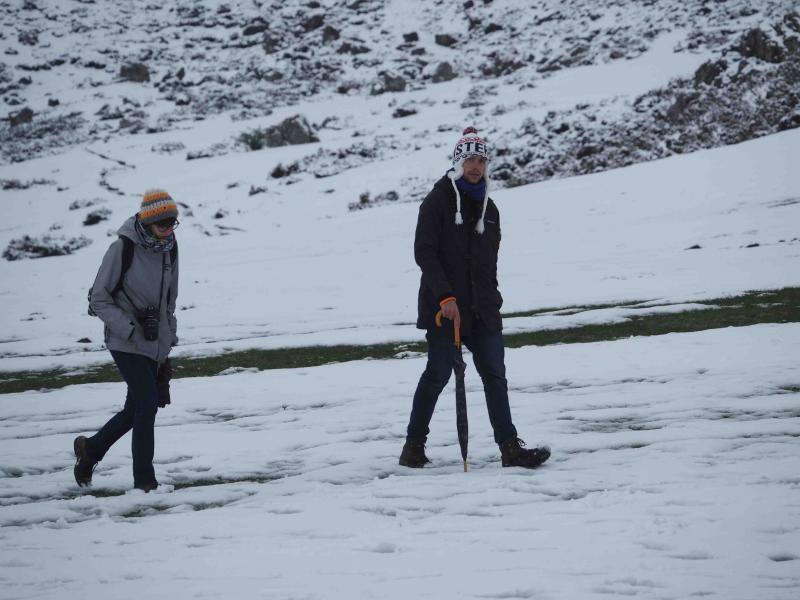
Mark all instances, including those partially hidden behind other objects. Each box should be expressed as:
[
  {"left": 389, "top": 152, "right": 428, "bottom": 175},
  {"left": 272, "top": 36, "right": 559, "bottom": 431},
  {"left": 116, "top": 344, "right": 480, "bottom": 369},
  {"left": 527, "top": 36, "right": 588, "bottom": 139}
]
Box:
[
  {"left": 407, "top": 317, "right": 517, "bottom": 445},
  {"left": 86, "top": 351, "right": 159, "bottom": 486}
]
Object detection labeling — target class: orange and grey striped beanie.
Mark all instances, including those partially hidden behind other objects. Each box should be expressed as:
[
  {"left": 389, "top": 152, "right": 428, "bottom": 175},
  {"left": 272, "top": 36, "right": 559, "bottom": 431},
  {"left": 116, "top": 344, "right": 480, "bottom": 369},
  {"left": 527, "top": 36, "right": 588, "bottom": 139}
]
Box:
[{"left": 138, "top": 189, "right": 178, "bottom": 225}]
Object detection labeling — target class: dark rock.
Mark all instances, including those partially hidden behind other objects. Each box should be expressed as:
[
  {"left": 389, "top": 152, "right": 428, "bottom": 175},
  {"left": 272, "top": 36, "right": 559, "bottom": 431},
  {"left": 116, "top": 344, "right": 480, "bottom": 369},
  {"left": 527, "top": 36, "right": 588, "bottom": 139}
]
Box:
[
  {"left": 785, "top": 12, "right": 800, "bottom": 34},
  {"left": 463, "top": 0, "right": 474, "bottom": 8},
  {"left": 686, "top": 244, "right": 702, "bottom": 250},
  {"left": 83, "top": 208, "right": 111, "bottom": 226},
  {"left": 481, "top": 52, "right": 525, "bottom": 77},
  {"left": 435, "top": 34, "right": 458, "bottom": 47},
  {"left": 609, "top": 49, "right": 625, "bottom": 59},
  {"left": 553, "top": 122, "right": 569, "bottom": 134},
  {"left": 213, "top": 210, "right": 228, "bottom": 219},
  {"left": 745, "top": 243, "right": 760, "bottom": 248},
  {"left": 77, "top": 337, "right": 91, "bottom": 343},
  {"left": 120, "top": 63, "right": 150, "bottom": 83},
  {"left": 338, "top": 42, "right": 371, "bottom": 55},
  {"left": 3, "top": 178, "right": 53, "bottom": 190},
  {"left": 485, "top": 23, "right": 503, "bottom": 34},
  {"left": 371, "top": 71, "right": 406, "bottom": 95},
  {"left": 84, "top": 60, "right": 106, "bottom": 69},
  {"left": 243, "top": 22, "right": 268, "bottom": 36},
  {"left": 176, "top": 67, "right": 186, "bottom": 80},
  {"left": 271, "top": 162, "right": 300, "bottom": 178},
  {"left": 737, "top": 28, "right": 785, "bottom": 63},
  {"left": 48, "top": 98, "right": 60, "bottom": 107},
  {"left": 694, "top": 59, "right": 727, "bottom": 86},
  {"left": 3, "top": 235, "right": 91, "bottom": 261},
  {"left": 666, "top": 93, "right": 699, "bottom": 123},
  {"left": 263, "top": 35, "right": 280, "bottom": 54},
  {"left": 248, "top": 185, "right": 267, "bottom": 196},
  {"left": 778, "top": 112, "right": 800, "bottom": 131},
  {"left": 96, "top": 104, "right": 124, "bottom": 120},
  {"left": 576, "top": 145, "right": 598, "bottom": 159},
  {"left": 392, "top": 106, "right": 417, "bottom": 118},
  {"left": 411, "top": 47, "right": 426, "bottom": 56},
  {"left": 9, "top": 107, "right": 34, "bottom": 126},
  {"left": 322, "top": 26, "right": 340, "bottom": 43},
  {"left": 18, "top": 30, "right": 39, "bottom": 46},
  {"left": 241, "top": 115, "right": 319, "bottom": 150},
  {"left": 403, "top": 32, "right": 419, "bottom": 43},
  {"left": 432, "top": 62, "right": 456, "bottom": 82},
  {"left": 186, "top": 143, "right": 228, "bottom": 160},
  {"left": 349, "top": 190, "right": 400, "bottom": 211},
  {"left": 303, "top": 14, "right": 324, "bottom": 31}
]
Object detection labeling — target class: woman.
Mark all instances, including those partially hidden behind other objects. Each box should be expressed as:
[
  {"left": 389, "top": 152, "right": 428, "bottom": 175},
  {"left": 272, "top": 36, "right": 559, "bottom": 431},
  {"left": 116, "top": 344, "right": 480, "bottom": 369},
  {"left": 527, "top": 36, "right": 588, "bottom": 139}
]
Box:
[{"left": 75, "top": 189, "right": 180, "bottom": 491}]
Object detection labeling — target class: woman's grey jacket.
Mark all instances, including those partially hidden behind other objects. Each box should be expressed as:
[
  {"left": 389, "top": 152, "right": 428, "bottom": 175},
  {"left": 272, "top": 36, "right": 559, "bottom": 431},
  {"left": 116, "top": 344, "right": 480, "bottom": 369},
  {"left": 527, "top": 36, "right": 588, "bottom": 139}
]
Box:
[{"left": 89, "top": 216, "right": 179, "bottom": 363}]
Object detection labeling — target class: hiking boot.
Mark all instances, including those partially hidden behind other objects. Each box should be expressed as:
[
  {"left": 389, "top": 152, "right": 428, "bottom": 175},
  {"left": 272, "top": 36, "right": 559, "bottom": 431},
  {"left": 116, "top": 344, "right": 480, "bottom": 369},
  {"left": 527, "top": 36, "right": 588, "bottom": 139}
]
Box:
[
  {"left": 134, "top": 480, "right": 159, "bottom": 493},
  {"left": 73, "top": 436, "right": 98, "bottom": 487},
  {"left": 399, "top": 438, "right": 430, "bottom": 468},
  {"left": 500, "top": 438, "right": 550, "bottom": 469}
]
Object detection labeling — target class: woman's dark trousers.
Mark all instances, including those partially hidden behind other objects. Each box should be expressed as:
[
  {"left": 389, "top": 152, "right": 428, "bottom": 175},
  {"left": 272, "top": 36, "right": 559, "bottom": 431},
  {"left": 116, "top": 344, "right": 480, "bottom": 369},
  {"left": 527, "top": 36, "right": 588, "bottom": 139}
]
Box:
[
  {"left": 86, "top": 351, "right": 159, "bottom": 486},
  {"left": 406, "top": 316, "right": 517, "bottom": 445}
]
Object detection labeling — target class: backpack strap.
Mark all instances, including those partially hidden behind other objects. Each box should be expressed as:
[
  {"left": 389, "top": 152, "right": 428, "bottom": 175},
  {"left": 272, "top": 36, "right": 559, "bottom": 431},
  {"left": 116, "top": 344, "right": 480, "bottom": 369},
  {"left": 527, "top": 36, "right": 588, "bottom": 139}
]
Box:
[
  {"left": 167, "top": 240, "right": 178, "bottom": 306},
  {"left": 112, "top": 236, "right": 134, "bottom": 296}
]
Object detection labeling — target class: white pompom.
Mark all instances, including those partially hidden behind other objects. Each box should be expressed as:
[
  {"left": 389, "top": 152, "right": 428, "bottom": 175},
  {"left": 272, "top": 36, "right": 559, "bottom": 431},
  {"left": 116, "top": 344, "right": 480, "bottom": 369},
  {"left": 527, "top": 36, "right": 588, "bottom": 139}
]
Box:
[
  {"left": 455, "top": 212, "right": 464, "bottom": 225},
  {"left": 475, "top": 218, "right": 485, "bottom": 234}
]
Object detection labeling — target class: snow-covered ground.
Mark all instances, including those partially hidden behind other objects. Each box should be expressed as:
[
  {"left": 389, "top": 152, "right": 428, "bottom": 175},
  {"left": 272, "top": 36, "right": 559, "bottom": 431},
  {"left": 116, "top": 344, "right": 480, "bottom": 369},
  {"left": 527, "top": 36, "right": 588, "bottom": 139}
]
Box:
[{"left": 2, "top": 324, "right": 799, "bottom": 598}]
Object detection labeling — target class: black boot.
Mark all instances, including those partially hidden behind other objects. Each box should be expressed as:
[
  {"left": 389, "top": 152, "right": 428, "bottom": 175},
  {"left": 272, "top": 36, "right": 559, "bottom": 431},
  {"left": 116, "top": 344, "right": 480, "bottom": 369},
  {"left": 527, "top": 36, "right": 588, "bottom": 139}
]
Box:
[
  {"left": 399, "top": 438, "right": 430, "bottom": 468},
  {"left": 500, "top": 438, "right": 550, "bottom": 469},
  {"left": 134, "top": 480, "right": 159, "bottom": 493},
  {"left": 73, "top": 436, "right": 98, "bottom": 486}
]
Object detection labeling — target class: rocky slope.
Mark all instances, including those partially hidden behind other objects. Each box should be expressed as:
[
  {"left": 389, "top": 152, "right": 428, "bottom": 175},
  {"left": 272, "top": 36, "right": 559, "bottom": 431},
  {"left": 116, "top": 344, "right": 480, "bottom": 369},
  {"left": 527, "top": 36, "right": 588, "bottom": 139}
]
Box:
[{"left": 1, "top": 0, "right": 798, "bottom": 188}]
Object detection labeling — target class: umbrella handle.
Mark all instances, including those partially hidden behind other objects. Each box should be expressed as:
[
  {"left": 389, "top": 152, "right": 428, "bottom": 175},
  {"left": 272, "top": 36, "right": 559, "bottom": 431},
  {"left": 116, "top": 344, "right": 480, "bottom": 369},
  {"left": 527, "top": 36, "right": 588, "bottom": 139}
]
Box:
[{"left": 434, "top": 310, "right": 462, "bottom": 346}]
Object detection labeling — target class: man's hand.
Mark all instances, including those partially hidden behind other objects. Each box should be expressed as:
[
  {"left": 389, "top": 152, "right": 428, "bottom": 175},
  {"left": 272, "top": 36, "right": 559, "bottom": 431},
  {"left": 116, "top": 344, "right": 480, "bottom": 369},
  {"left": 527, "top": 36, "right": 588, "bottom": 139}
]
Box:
[{"left": 440, "top": 298, "right": 460, "bottom": 323}]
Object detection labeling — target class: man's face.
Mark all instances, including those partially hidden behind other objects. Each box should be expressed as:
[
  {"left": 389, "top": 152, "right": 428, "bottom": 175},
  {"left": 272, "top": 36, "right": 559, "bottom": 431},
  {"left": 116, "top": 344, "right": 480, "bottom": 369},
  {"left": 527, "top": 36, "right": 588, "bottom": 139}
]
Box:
[{"left": 462, "top": 155, "right": 486, "bottom": 184}]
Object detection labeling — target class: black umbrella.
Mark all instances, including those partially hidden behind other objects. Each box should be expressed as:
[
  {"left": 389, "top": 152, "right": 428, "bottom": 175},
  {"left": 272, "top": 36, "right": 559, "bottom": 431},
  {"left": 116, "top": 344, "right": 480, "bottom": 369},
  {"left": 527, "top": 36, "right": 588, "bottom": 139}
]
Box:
[{"left": 436, "top": 310, "right": 469, "bottom": 472}]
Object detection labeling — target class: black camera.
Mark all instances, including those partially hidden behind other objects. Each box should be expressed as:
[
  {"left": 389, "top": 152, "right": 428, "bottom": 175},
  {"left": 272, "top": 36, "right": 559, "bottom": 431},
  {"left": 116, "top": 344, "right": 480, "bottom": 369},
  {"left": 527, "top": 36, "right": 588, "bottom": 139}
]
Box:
[{"left": 140, "top": 306, "right": 160, "bottom": 341}]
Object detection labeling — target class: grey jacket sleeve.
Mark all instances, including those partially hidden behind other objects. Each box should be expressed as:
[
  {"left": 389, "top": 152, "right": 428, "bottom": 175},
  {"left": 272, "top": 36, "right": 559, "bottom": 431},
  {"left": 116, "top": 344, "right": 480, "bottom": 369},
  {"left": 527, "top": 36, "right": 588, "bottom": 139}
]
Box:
[
  {"left": 89, "top": 239, "right": 136, "bottom": 340},
  {"left": 167, "top": 254, "right": 179, "bottom": 346}
]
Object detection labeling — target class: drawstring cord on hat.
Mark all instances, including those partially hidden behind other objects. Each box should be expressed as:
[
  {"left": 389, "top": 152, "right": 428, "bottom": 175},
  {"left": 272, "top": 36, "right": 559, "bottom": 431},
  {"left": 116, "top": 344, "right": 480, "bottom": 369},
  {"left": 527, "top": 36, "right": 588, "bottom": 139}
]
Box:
[{"left": 448, "top": 164, "right": 489, "bottom": 234}]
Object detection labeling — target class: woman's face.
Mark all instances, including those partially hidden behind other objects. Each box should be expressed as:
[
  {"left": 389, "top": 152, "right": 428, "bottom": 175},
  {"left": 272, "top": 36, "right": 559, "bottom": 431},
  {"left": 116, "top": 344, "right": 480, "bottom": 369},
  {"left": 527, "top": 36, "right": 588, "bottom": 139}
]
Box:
[{"left": 149, "top": 218, "right": 177, "bottom": 239}]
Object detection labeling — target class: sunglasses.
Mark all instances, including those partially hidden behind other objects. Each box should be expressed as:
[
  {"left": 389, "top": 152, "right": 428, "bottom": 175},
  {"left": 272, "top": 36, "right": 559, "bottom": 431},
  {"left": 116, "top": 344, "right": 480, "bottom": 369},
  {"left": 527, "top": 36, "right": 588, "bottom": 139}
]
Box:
[{"left": 153, "top": 217, "right": 179, "bottom": 230}]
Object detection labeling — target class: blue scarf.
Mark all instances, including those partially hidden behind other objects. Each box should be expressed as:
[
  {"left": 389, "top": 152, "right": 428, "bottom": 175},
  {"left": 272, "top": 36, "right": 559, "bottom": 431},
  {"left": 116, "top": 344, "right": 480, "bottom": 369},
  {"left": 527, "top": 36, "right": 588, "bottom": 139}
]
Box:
[
  {"left": 135, "top": 217, "right": 175, "bottom": 253},
  {"left": 454, "top": 176, "right": 486, "bottom": 203}
]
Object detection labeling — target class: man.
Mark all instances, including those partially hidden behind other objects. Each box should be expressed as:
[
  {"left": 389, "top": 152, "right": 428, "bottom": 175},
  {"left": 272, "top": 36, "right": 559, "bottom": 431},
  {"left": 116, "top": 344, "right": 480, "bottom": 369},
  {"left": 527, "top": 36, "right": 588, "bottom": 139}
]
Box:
[{"left": 399, "top": 127, "right": 550, "bottom": 470}]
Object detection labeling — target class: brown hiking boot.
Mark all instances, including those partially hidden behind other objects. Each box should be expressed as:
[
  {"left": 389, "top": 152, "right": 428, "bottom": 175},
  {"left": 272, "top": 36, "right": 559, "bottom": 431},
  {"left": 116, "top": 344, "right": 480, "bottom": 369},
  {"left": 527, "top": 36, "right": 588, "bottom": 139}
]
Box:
[
  {"left": 399, "top": 438, "right": 430, "bottom": 468},
  {"left": 73, "top": 436, "right": 98, "bottom": 486},
  {"left": 500, "top": 438, "right": 550, "bottom": 469}
]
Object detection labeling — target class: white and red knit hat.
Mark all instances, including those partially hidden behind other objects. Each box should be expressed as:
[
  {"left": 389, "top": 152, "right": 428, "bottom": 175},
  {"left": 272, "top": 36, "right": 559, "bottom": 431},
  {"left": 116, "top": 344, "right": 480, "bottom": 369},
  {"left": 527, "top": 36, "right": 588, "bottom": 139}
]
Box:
[{"left": 447, "top": 126, "right": 490, "bottom": 233}]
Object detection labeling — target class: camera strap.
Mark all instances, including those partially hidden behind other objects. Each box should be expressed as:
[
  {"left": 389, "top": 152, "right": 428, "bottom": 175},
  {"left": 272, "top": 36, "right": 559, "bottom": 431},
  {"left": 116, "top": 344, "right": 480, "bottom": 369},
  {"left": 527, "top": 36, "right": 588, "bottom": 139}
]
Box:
[{"left": 157, "top": 253, "right": 166, "bottom": 313}]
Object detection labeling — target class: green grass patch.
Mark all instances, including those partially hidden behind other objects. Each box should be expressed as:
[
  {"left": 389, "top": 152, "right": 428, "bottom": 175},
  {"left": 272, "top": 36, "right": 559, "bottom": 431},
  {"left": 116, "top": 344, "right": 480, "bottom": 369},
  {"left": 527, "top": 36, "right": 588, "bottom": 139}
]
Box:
[{"left": 1, "top": 287, "right": 798, "bottom": 395}]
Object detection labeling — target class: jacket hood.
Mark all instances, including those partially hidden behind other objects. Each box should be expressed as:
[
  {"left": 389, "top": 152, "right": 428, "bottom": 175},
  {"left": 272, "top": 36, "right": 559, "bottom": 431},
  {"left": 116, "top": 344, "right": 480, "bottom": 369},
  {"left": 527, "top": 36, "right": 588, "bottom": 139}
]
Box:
[{"left": 117, "top": 215, "right": 143, "bottom": 245}]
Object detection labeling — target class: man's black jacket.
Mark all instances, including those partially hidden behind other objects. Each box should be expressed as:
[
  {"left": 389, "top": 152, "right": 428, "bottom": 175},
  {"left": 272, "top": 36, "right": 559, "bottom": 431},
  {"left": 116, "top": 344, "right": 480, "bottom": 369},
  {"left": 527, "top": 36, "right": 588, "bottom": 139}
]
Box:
[{"left": 415, "top": 175, "right": 503, "bottom": 336}]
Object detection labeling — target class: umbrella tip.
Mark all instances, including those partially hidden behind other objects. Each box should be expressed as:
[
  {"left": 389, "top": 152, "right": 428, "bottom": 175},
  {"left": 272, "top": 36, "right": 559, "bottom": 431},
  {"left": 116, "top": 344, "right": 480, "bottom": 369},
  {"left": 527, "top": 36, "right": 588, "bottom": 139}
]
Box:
[{"left": 463, "top": 460, "right": 468, "bottom": 472}]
